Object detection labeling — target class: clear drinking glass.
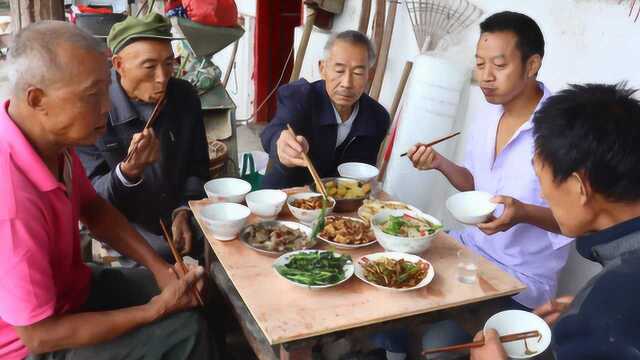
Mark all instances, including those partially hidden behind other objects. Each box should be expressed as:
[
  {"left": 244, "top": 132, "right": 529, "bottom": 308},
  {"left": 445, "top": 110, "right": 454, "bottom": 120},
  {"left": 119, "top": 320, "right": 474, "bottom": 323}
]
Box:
[{"left": 457, "top": 249, "right": 478, "bottom": 284}]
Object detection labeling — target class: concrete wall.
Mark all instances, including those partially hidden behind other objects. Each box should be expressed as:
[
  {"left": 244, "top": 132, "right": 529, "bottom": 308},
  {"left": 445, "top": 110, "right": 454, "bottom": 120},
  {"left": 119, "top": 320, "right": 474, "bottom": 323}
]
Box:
[{"left": 295, "top": 0, "right": 640, "bottom": 295}]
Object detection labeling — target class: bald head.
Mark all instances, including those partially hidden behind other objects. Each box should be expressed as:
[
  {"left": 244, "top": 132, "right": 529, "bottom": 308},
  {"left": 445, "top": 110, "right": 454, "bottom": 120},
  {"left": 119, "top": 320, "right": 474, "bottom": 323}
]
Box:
[{"left": 6, "top": 20, "right": 106, "bottom": 97}]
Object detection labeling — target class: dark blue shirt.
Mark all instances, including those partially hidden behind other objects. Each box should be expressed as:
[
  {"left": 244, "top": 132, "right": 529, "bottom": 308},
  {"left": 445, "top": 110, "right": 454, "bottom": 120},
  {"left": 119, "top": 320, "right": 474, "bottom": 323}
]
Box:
[{"left": 260, "top": 79, "right": 390, "bottom": 189}]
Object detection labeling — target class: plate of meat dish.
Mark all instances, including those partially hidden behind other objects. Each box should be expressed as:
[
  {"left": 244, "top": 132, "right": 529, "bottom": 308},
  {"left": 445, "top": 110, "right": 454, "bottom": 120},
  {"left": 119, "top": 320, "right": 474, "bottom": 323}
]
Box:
[
  {"left": 239, "top": 221, "right": 317, "bottom": 256},
  {"left": 317, "top": 216, "right": 377, "bottom": 249}
]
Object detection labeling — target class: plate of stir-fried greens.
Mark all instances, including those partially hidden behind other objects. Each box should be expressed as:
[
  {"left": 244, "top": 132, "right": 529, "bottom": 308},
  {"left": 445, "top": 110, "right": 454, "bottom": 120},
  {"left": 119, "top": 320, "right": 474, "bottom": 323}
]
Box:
[
  {"left": 273, "top": 250, "right": 354, "bottom": 289},
  {"left": 355, "top": 252, "right": 435, "bottom": 291}
]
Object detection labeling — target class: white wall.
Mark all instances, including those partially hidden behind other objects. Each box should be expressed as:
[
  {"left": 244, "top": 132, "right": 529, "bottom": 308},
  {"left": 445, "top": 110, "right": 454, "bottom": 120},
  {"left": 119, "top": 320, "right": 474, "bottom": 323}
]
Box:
[{"left": 295, "top": 0, "right": 640, "bottom": 295}]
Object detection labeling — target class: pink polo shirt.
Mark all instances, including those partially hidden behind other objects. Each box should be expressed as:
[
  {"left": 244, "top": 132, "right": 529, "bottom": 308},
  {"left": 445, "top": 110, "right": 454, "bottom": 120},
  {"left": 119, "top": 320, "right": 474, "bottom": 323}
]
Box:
[{"left": 0, "top": 101, "right": 93, "bottom": 360}]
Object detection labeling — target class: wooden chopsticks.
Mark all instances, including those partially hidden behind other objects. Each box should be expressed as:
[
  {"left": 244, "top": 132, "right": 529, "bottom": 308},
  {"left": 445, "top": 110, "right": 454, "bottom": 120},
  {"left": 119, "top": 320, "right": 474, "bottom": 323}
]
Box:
[
  {"left": 159, "top": 219, "right": 205, "bottom": 307},
  {"left": 422, "top": 330, "right": 541, "bottom": 355},
  {"left": 286, "top": 124, "right": 329, "bottom": 198},
  {"left": 123, "top": 95, "right": 167, "bottom": 163},
  {"left": 400, "top": 131, "right": 461, "bottom": 157}
]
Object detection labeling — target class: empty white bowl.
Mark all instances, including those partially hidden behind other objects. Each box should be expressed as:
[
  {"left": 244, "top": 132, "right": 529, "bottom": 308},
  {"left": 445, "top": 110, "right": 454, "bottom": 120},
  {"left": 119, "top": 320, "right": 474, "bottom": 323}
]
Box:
[
  {"left": 200, "top": 202, "right": 251, "bottom": 240},
  {"left": 338, "top": 162, "right": 380, "bottom": 183},
  {"left": 446, "top": 191, "right": 497, "bottom": 225},
  {"left": 287, "top": 192, "right": 335, "bottom": 225},
  {"left": 371, "top": 210, "right": 441, "bottom": 254},
  {"left": 245, "top": 189, "right": 287, "bottom": 220},
  {"left": 204, "top": 178, "right": 252, "bottom": 203},
  {"left": 484, "top": 310, "right": 552, "bottom": 359}
]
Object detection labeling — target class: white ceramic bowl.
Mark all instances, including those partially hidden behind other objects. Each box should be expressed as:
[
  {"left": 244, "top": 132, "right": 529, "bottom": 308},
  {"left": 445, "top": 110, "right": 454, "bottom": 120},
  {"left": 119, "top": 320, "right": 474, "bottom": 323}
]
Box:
[
  {"left": 371, "top": 210, "right": 441, "bottom": 254},
  {"left": 484, "top": 310, "right": 552, "bottom": 359},
  {"left": 200, "top": 202, "right": 251, "bottom": 240},
  {"left": 355, "top": 252, "right": 435, "bottom": 291},
  {"left": 287, "top": 192, "right": 335, "bottom": 225},
  {"left": 246, "top": 189, "right": 287, "bottom": 220},
  {"left": 204, "top": 178, "right": 252, "bottom": 203},
  {"left": 446, "top": 191, "right": 497, "bottom": 225},
  {"left": 338, "top": 162, "right": 380, "bottom": 183}
]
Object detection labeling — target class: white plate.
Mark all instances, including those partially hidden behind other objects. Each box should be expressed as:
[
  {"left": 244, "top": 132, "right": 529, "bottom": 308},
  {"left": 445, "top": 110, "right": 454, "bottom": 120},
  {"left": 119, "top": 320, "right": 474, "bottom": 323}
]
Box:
[
  {"left": 484, "top": 310, "right": 552, "bottom": 359},
  {"left": 355, "top": 252, "right": 435, "bottom": 292},
  {"left": 273, "top": 250, "right": 354, "bottom": 289},
  {"left": 316, "top": 216, "right": 377, "bottom": 249},
  {"left": 239, "top": 221, "right": 316, "bottom": 256},
  {"left": 357, "top": 200, "right": 422, "bottom": 223}
]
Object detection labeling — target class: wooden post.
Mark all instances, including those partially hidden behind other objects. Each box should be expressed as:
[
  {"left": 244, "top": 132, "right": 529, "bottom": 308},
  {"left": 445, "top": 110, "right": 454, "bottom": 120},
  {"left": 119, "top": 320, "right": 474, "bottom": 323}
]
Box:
[{"left": 10, "top": 0, "right": 65, "bottom": 32}]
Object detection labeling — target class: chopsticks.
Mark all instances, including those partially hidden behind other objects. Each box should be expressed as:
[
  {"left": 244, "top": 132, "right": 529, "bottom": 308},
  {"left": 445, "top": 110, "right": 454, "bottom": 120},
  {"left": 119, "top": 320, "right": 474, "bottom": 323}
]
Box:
[
  {"left": 123, "top": 95, "right": 167, "bottom": 163},
  {"left": 422, "top": 330, "right": 541, "bottom": 355},
  {"left": 159, "top": 219, "right": 205, "bottom": 307},
  {"left": 400, "top": 131, "right": 461, "bottom": 157},
  {"left": 286, "top": 124, "right": 329, "bottom": 198}
]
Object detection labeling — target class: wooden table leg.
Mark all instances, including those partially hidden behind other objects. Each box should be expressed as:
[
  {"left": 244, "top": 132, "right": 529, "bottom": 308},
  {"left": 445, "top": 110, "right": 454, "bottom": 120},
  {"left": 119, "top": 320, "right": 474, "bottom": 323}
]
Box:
[{"left": 279, "top": 345, "right": 313, "bottom": 360}]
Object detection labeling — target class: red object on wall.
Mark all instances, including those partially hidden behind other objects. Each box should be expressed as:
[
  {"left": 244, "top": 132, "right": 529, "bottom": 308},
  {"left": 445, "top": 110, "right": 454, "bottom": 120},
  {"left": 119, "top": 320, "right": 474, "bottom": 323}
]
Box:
[{"left": 255, "top": 1, "right": 302, "bottom": 123}]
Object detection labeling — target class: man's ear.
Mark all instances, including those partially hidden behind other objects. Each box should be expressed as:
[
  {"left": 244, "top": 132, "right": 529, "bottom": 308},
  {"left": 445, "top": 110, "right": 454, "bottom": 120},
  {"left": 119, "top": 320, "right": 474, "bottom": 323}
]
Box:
[
  {"left": 112, "top": 54, "right": 123, "bottom": 74},
  {"left": 572, "top": 172, "right": 591, "bottom": 206},
  {"left": 318, "top": 59, "right": 326, "bottom": 80},
  {"left": 526, "top": 54, "right": 542, "bottom": 79},
  {"left": 25, "top": 87, "right": 46, "bottom": 113}
]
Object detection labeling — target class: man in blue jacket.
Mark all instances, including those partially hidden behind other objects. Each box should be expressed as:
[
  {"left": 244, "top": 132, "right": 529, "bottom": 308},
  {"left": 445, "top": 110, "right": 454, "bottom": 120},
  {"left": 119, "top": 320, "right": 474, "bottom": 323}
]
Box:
[
  {"left": 260, "top": 30, "right": 390, "bottom": 189},
  {"left": 470, "top": 83, "right": 640, "bottom": 359},
  {"left": 77, "top": 14, "right": 209, "bottom": 262}
]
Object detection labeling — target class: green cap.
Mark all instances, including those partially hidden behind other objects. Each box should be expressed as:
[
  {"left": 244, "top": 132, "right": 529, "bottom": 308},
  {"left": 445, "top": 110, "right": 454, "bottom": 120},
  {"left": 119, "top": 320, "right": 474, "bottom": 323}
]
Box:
[{"left": 107, "top": 13, "right": 178, "bottom": 54}]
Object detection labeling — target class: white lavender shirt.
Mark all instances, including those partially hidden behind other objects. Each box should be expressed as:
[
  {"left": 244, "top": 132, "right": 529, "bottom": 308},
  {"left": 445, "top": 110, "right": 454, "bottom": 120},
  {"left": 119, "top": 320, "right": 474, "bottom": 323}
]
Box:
[{"left": 451, "top": 82, "right": 573, "bottom": 309}]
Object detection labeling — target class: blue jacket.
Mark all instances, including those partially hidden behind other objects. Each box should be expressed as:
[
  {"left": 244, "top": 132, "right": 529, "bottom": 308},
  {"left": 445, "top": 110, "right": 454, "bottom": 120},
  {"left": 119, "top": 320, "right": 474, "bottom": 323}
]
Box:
[
  {"left": 76, "top": 70, "right": 209, "bottom": 236},
  {"left": 260, "top": 79, "right": 390, "bottom": 189},
  {"left": 553, "top": 217, "right": 640, "bottom": 359}
]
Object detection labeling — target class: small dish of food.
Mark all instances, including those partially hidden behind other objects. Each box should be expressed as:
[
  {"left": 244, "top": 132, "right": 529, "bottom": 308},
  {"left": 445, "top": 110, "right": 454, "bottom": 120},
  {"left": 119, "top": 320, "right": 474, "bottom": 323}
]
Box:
[
  {"left": 372, "top": 210, "right": 442, "bottom": 254},
  {"left": 273, "top": 250, "right": 354, "bottom": 289},
  {"left": 355, "top": 252, "right": 435, "bottom": 291},
  {"left": 357, "top": 199, "right": 421, "bottom": 223},
  {"left": 317, "top": 216, "right": 376, "bottom": 249},
  {"left": 287, "top": 192, "right": 335, "bottom": 225},
  {"left": 239, "top": 221, "right": 316, "bottom": 256},
  {"left": 310, "top": 177, "right": 372, "bottom": 213}
]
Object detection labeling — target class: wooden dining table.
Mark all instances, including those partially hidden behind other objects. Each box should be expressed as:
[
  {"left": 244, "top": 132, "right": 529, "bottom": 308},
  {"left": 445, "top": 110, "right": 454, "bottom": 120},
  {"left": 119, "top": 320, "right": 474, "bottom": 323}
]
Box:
[{"left": 190, "top": 189, "right": 525, "bottom": 360}]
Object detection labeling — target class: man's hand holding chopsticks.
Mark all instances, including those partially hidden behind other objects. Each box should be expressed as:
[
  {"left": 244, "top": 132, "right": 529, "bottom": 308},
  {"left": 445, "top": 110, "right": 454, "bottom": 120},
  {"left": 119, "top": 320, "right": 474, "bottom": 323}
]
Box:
[
  {"left": 276, "top": 129, "right": 310, "bottom": 168},
  {"left": 120, "top": 128, "right": 160, "bottom": 181},
  {"left": 172, "top": 210, "right": 193, "bottom": 255},
  {"left": 470, "top": 329, "right": 508, "bottom": 360},
  {"left": 150, "top": 265, "right": 205, "bottom": 316}
]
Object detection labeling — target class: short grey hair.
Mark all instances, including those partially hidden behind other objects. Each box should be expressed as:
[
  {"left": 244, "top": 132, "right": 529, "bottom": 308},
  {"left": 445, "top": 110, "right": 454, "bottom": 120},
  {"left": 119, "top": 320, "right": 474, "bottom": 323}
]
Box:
[
  {"left": 6, "top": 20, "right": 106, "bottom": 96},
  {"left": 323, "top": 30, "right": 376, "bottom": 67}
]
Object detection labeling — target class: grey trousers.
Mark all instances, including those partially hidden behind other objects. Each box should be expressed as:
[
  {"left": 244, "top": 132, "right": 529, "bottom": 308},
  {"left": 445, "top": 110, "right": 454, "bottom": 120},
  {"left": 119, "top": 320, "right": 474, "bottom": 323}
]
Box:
[{"left": 26, "top": 266, "right": 212, "bottom": 360}]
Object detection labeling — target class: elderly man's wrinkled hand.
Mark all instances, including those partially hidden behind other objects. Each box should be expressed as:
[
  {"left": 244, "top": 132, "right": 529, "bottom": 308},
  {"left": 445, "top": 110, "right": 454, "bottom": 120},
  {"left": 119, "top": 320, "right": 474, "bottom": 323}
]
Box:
[
  {"left": 408, "top": 144, "right": 441, "bottom": 171},
  {"left": 276, "top": 129, "right": 309, "bottom": 168},
  {"left": 172, "top": 210, "right": 193, "bottom": 255},
  {"left": 470, "top": 329, "right": 508, "bottom": 360},
  {"left": 477, "top": 195, "right": 524, "bottom": 235},
  {"left": 150, "top": 265, "right": 204, "bottom": 317},
  {"left": 121, "top": 128, "right": 160, "bottom": 180}
]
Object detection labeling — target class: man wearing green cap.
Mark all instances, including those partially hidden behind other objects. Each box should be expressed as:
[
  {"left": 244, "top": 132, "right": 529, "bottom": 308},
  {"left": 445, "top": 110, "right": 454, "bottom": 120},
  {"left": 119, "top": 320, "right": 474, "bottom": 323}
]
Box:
[{"left": 77, "top": 13, "right": 210, "bottom": 264}]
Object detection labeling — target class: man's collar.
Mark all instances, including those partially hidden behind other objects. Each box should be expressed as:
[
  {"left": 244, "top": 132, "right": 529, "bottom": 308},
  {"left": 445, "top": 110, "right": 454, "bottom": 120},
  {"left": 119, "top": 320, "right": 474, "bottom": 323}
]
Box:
[
  {"left": 577, "top": 216, "right": 640, "bottom": 264},
  {"left": 331, "top": 102, "right": 359, "bottom": 125},
  {"left": 108, "top": 69, "right": 139, "bottom": 126}
]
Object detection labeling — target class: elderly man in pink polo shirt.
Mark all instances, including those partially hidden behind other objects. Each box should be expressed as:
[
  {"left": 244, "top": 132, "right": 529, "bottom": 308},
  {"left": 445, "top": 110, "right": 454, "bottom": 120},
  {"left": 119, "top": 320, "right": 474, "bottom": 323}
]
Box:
[{"left": 0, "top": 22, "right": 211, "bottom": 360}]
